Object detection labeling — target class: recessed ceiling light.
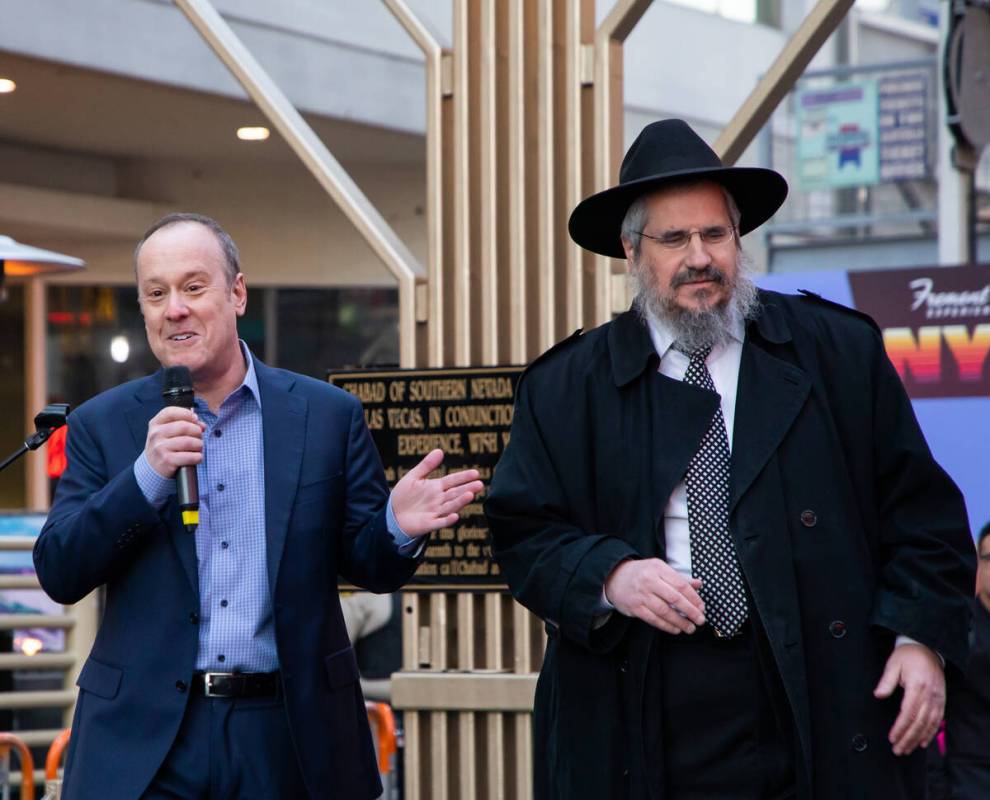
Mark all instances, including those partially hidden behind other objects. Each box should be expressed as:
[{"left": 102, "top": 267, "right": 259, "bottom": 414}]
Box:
[
  {"left": 0, "top": 78, "right": 16, "bottom": 94},
  {"left": 237, "top": 126, "right": 270, "bottom": 141}
]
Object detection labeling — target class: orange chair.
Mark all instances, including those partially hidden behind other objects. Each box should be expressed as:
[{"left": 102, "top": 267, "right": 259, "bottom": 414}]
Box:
[
  {"left": 45, "top": 729, "right": 71, "bottom": 781},
  {"left": 364, "top": 702, "right": 397, "bottom": 775},
  {"left": 0, "top": 732, "right": 36, "bottom": 800}
]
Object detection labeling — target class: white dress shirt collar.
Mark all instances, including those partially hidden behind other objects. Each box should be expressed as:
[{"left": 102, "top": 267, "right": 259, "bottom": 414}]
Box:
[{"left": 641, "top": 305, "right": 746, "bottom": 362}]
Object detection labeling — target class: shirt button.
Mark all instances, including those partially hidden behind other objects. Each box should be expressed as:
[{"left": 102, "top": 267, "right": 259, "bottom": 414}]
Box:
[
  {"left": 221, "top": 541, "right": 229, "bottom": 549},
  {"left": 217, "top": 483, "right": 225, "bottom": 492},
  {"left": 829, "top": 620, "right": 847, "bottom": 639},
  {"left": 189, "top": 612, "right": 199, "bottom": 624},
  {"left": 213, "top": 429, "right": 222, "bottom": 437},
  {"left": 800, "top": 510, "right": 818, "bottom": 527},
  {"left": 176, "top": 680, "right": 187, "bottom": 693},
  {"left": 220, "top": 599, "right": 228, "bottom": 608},
  {"left": 218, "top": 654, "right": 226, "bottom": 663}
]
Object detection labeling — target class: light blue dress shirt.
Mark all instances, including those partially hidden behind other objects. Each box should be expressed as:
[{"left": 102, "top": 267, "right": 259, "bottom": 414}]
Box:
[{"left": 134, "top": 344, "right": 418, "bottom": 672}]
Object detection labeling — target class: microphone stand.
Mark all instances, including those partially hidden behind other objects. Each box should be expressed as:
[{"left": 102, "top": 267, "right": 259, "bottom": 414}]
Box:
[{"left": 0, "top": 404, "right": 70, "bottom": 475}]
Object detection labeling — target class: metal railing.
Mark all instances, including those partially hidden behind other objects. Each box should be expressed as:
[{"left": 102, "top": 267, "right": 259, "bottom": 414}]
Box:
[{"left": 0, "top": 533, "right": 97, "bottom": 798}]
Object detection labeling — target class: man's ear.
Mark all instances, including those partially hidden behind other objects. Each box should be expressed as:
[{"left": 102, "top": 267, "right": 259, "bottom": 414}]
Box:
[
  {"left": 620, "top": 235, "right": 635, "bottom": 267},
  {"left": 232, "top": 273, "right": 248, "bottom": 317}
]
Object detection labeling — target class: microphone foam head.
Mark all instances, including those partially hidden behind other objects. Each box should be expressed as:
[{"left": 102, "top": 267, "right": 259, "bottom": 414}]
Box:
[{"left": 162, "top": 366, "right": 194, "bottom": 408}]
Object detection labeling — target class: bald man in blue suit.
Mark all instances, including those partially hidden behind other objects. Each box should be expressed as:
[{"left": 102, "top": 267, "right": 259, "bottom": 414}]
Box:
[{"left": 35, "top": 213, "right": 482, "bottom": 799}]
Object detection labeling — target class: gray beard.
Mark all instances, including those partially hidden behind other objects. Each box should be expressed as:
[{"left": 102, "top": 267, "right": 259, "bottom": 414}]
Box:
[{"left": 631, "top": 251, "right": 760, "bottom": 352}]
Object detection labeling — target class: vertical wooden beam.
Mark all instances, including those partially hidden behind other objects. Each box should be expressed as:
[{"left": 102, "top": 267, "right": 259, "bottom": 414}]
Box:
[
  {"left": 479, "top": 0, "right": 499, "bottom": 365},
  {"left": 512, "top": 600, "right": 534, "bottom": 799},
  {"left": 431, "top": 711, "right": 450, "bottom": 800},
  {"left": 404, "top": 711, "right": 422, "bottom": 800},
  {"left": 484, "top": 592, "right": 505, "bottom": 797},
  {"left": 561, "top": 0, "right": 586, "bottom": 335},
  {"left": 535, "top": 0, "right": 556, "bottom": 353},
  {"left": 401, "top": 589, "right": 422, "bottom": 800},
  {"left": 402, "top": 592, "right": 420, "bottom": 667},
  {"left": 456, "top": 594, "right": 477, "bottom": 795},
  {"left": 506, "top": 0, "right": 528, "bottom": 365},
  {"left": 453, "top": 0, "right": 473, "bottom": 366}
]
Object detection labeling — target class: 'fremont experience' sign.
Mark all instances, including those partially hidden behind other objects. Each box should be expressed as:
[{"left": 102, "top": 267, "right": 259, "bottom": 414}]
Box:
[{"left": 849, "top": 264, "right": 990, "bottom": 398}]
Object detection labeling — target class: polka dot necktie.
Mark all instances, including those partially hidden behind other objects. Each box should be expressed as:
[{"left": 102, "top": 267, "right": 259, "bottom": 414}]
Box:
[{"left": 677, "top": 343, "right": 748, "bottom": 637}]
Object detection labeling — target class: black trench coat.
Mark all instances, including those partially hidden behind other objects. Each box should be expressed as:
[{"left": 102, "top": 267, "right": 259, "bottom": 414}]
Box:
[{"left": 485, "top": 290, "right": 974, "bottom": 800}]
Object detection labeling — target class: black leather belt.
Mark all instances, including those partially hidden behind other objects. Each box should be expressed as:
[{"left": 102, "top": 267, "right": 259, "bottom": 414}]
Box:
[{"left": 191, "top": 671, "right": 281, "bottom": 698}]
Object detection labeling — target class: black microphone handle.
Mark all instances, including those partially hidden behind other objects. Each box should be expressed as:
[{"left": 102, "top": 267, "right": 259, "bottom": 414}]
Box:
[
  {"left": 176, "top": 465, "right": 200, "bottom": 513},
  {"left": 161, "top": 366, "right": 199, "bottom": 531}
]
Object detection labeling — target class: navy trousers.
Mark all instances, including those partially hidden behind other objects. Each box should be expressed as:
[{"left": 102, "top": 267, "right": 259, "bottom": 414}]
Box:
[{"left": 142, "top": 691, "right": 308, "bottom": 799}]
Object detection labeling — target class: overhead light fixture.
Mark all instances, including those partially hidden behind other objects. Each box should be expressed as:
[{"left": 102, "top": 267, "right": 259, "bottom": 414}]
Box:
[
  {"left": 0, "top": 78, "right": 15, "bottom": 94},
  {"left": 0, "top": 235, "right": 85, "bottom": 301},
  {"left": 237, "top": 126, "right": 270, "bottom": 141}
]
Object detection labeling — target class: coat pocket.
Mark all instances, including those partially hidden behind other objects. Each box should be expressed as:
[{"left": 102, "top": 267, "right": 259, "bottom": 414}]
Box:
[
  {"left": 324, "top": 645, "right": 360, "bottom": 690},
  {"left": 76, "top": 657, "right": 123, "bottom": 700}
]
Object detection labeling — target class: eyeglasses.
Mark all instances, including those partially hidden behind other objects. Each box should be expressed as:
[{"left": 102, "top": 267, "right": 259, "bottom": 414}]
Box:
[{"left": 636, "top": 225, "right": 736, "bottom": 250}]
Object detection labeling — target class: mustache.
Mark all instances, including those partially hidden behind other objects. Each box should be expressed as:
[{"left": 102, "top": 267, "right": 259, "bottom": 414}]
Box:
[{"left": 670, "top": 266, "right": 728, "bottom": 289}]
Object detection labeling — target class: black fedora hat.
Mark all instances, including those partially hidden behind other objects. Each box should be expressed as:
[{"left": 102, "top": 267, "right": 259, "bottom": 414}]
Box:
[{"left": 568, "top": 119, "right": 788, "bottom": 258}]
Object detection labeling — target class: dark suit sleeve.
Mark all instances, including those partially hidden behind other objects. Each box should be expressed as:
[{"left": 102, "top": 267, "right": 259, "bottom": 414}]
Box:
[
  {"left": 485, "top": 377, "right": 638, "bottom": 653},
  {"left": 335, "top": 396, "right": 420, "bottom": 593},
  {"left": 34, "top": 408, "right": 161, "bottom": 605},
  {"left": 866, "top": 334, "right": 974, "bottom": 669}
]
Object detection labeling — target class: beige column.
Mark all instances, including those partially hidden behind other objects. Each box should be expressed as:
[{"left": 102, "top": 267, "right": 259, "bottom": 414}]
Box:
[{"left": 24, "top": 278, "right": 48, "bottom": 512}]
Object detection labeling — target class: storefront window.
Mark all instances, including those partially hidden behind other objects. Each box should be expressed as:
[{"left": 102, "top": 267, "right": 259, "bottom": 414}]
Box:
[
  {"left": 46, "top": 285, "right": 156, "bottom": 408},
  {"left": 45, "top": 285, "right": 398, "bottom": 408},
  {"left": 276, "top": 287, "right": 399, "bottom": 377}
]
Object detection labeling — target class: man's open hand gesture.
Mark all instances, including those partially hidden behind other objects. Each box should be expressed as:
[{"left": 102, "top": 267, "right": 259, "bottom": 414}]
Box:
[{"left": 390, "top": 449, "right": 484, "bottom": 537}]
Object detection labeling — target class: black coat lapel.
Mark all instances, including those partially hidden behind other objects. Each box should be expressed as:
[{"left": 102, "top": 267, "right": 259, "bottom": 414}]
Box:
[
  {"left": 255, "top": 363, "right": 307, "bottom": 596},
  {"left": 729, "top": 340, "right": 810, "bottom": 515},
  {"left": 646, "top": 371, "right": 720, "bottom": 551},
  {"left": 608, "top": 310, "right": 722, "bottom": 556},
  {"left": 608, "top": 311, "right": 719, "bottom": 558},
  {"left": 124, "top": 372, "right": 200, "bottom": 598}
]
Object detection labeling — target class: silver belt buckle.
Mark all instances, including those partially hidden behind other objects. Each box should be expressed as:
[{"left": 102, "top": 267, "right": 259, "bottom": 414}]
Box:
[{"left": 203, "top": 672, "right": 234, "bottom": 697}]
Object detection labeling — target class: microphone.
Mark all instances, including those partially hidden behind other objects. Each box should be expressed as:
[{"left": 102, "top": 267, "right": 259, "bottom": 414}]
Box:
[{"left": 162, "top": 366, "right": 200, "bottom": 532}]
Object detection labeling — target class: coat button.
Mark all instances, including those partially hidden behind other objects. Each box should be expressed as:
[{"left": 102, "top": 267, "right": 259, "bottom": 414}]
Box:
[
  {"left": 851, "top": 733, "right": 868, "bottom": 752},
  {"left": 619, "top": 658, "right": 629, "bottom": 673},
  {"left": 175, "top": 680, "right": 187, "bottom": 693},
  {"left": 800, "top": 510, "right": 817, "bottom": 527},
  {"left": 189, "top": 612, "right": 199, "bottom": 624},
  {"left": 829, "top": 620, "right": 847, "bottom": 639}
]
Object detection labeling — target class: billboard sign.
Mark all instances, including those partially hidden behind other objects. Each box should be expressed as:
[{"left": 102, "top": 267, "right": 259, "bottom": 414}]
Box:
[
  {"left": 797, "top": 81, "right": 879, "bottom": 190},
  {"left": 848, "top": 265, "right": 990, "bottom": 398}
]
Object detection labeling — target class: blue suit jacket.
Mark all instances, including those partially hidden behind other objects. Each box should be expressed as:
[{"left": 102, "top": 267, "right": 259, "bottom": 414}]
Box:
[{"left": 35, "top": 359, "right": 418, "bottom": 799}]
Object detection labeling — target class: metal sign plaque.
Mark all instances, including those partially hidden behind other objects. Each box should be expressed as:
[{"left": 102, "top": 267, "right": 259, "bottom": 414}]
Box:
[{"left": 329, "top": 366, "right": 522, "bottom": 591}]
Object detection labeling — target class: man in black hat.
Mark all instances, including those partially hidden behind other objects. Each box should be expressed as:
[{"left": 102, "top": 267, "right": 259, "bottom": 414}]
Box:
[{"left": 485, "top": 119, "right": 974, "bottom": 799}]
